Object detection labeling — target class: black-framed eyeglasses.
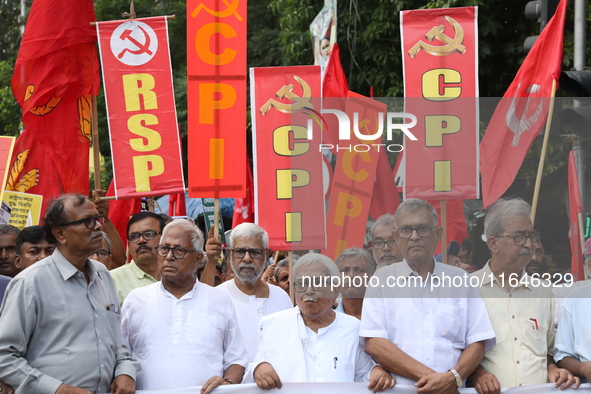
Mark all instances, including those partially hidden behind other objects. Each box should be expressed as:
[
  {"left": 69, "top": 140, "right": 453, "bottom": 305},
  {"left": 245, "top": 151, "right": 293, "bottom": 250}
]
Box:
[
  {"left": 496, "top": 233, "right": 540, "bottom": 246},
  {"left": 396, "top": 225, "right": 433, "bottom": 239},
  {"left": 128, "top": 230, "right": 161, "bottom": 243},
  {"left": 228, "top": 248, "right": 264, "bottom": 259},
  {"left": 294, "top": 276, "right": 329, "bottom": 292},
  {"left": 155, "top": 245, "right": 197, "bottom": 259},
  {"left": 89, "top": 249, "right": 111, "bottom": 259},
  {"left": 60, "top": 215, "right": 104, "bottom": 229},
  {"left": 372, "top": 238, "right": 396, "bottom": 249}
]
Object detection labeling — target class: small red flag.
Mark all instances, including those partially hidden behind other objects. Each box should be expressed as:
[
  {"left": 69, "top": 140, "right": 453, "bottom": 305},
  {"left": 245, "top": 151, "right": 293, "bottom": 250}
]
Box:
[
  {"left": 369, "top": 150, "right": 401, "bottom": 220},
  {"left": 430, "top": 199, "right": 469, "bottom": 256},
  {"left": 7, "top": 0, "right": 99, "bottom": 215},
  {"left": 232, "top": 159, "right": 254, "bottom": 227},
  {"left": 480, "top": 0, "right": 567, "bottom": 208},
  {"left": 322, "top": 43, "right": 349, "bottom": 152},
  {"left": 106, "top": 181, "right": 142, "bottom": 247},
  {"left": 568, "top": 151, "right": 585, "bottom": 281}
]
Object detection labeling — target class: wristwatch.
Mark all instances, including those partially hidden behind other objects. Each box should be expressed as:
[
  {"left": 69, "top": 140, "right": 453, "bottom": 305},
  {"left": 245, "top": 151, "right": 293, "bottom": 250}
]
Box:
[{"left": 448, "top": 368, "right": 462, "bottom": 387}]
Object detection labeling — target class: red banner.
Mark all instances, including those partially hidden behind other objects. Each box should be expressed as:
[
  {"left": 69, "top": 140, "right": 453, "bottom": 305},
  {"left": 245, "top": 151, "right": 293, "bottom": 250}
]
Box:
[
  {"left": 251, "top": 66, "right": 325, "bottom": 250},
  {"left": 322, "top": 93, "right": 385, "bottom": 260},
  {"left": 187, "top": 0, "right": 247, "bottom": 198},
  {"left": 401, "top": 7, "right": 479, "bottom": 200},
  {"left": 97, "top": 17, "right": 185, "bottom": 199}
]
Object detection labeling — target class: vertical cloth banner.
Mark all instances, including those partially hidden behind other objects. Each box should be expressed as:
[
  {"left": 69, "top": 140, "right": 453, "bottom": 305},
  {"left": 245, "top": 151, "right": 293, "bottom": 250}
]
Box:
[
  {"left": 322, "top": 92, "right": 386, "bottom": 260},
  {"left": 97, "top": 17, "right": 185, "bottom": 199},
  {"left": 251, "top": 66, "right": 325, "bottom": 250},
  {"left": 7, "top": 0, "right": 99, "bottom": 216},
  {"left": 0, "top": 137, "right": 16, "bottom": 204},
  {"left": 401, "top": 7, "right": 479, "bottom": 200},
  {"left": 480, "top": 0, "right": 567, "bottom": 208},
  {"left": 187, "top": 0, "right": 247, "bottom": 198},
  {"left": 568, "top": 151, "right": 584, "bottom": 281}
]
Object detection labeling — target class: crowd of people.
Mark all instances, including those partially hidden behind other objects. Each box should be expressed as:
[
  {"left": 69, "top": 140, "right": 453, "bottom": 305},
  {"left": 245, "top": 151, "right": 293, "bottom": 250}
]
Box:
[{"left": 0, "top": 194, "right": 589, "bottom": 394}]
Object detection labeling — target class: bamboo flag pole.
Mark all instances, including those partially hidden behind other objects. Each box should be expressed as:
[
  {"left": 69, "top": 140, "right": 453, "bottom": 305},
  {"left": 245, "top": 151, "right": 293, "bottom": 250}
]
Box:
[
  {"left": 441, "top": 200, "right": 447, "bottom": 266},
  {"left": 531, "top": 79, "right": 558, "bottom": 225},
  {"left": 91, "top": 96, "right": 101, "bottom": 191}
]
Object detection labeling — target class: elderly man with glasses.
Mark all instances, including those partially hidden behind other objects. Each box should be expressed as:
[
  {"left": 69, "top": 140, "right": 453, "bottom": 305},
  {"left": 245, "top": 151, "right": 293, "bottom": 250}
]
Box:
[
  {"left": 469, "top": 199, "right": 578, "bottom": 393},
  {"left": 371, "top": 214, "right": 402, "bottom": 269},
  {"left": 217, "top": 223, "right": 292, "bottom": 362},
  {"left": 110, "top": 212, "right": 165, "bottom": 305},
  {"left": 361, "top": 198, "right": 496, "bottom": 394},
  {"left": 245, "top": 253, "right": 394, "bottom": 392},
  {"left": 121, "top": 219, "right": 247, "bottom": 392},
  {"left": 0, "top": 194, "right": 139, "bottom": 394}
]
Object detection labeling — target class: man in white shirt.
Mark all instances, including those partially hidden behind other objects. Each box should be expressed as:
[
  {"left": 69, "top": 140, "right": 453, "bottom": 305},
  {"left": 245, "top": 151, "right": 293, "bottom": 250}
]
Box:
[
  {"left": 217, "top": 223, "right": 292, "bottom": 361},
  {"left": 361, "top": 198, "right": 496, "bottom": 393},
  {"left": 246, "top": 253, "right": 394, "bottom": 392},
  {"left": 469, "top": 198, "right": 578, "bottom": 393},
  {"left": 121, "top": 219, "right": 247, "bottom": 392}
]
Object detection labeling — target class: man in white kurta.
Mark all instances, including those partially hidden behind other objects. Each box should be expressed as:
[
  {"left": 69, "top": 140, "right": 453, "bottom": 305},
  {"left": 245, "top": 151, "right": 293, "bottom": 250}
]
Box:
[
  {"left": 216, "top": 223, "right": 292, "bottom": 361},
  {"left": 121, "top": 219, "right": 247, "bottom": 391},
  {"left": 245, "top": 253, "right": 394, "bottom": 391}
]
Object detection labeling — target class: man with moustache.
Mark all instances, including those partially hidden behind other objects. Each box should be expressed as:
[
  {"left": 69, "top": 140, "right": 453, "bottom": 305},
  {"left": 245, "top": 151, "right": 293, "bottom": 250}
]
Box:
[
  {"left": 110, "top": 212, "right": 165, "bottom": 305},
  {"left": 122, "top": 219, "right": 247, "bottom": 392},
  {"left": 335, "top": 247, "right": 376, "bottom": 319},
  {"left": 371, "top": 214, "right": 402, "bottom": 269},
  {"left": 0, "top": 225, "right": 20, "bottom": 278},
  {"left": 245, "top": 253, "right": 394, "bottom": 392},
  {"left": 361, "top": 198, "right": 495, "bottom": 393},
  {"left": 0, "top": 194, "right": 138, "bottom": 394},
  {"left": 524, "top": 234, "right": 546, "bottom": 276},
  {"left": 469, "top": 199, "right": 577, "bottom": 393},
  {"left": 217, "top": 223, "right": 292, "bottom": 361},
  {"left": 14, "top": 225, "right": 56, "bottom": 270}
]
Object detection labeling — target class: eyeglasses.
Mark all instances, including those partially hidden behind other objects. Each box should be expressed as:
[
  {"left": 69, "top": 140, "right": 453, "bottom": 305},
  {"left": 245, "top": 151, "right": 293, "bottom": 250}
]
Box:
[
  {"left": 372, "top": 238, "right": 397, "bottom": 249},
  {"left": 89, "top": 249, "right": 111, "bottom": 259},
  {"left": 294, "top": 276, "right": 328, "bottom": 292},
  {"left": 60, "top": 215, "right": 104, "bottom": 229},
  {"left": 396, "top": 225, "right": 433, "bottom": 239},
  {"left": 496, "top": 233, "right": 540, "bottom": 246},
  {"left": 128, "top": 230, "right": 161, "bottom": 243},
  {"left": 155, "top": 245, "right": 197, "bottom": 259},
  {"left": 228, "top": 248, "right": 264, "bottom": 259}
]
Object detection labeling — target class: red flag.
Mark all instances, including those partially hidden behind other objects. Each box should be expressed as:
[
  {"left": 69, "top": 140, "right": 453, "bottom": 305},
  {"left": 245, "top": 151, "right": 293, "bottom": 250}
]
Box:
[
  {"left": 322, "top": 44, "right": 349, "bottom": 152},
  {"left": 369, "top": 150, "right": 401, "bottom": 220},
  {"left": 6, "top": 0, "right": 99, "bottom": 215},
  {"left": 480, "top": 0, "right": 567, "bottom": 208},
  {"left": 568, "top": 151, "right": 585, "bottom": 281},
  {"left": 430, "top": 199, "right": 469, "bottom": 255},
  {"left": 106, "top": 181, "right": 141, "bottom": 247},
  {"left": 168, "top": 193, "right": 187, "bottom": 217},
  {"left": 232, "top": 159, "right": 254, "bottom": 228}
]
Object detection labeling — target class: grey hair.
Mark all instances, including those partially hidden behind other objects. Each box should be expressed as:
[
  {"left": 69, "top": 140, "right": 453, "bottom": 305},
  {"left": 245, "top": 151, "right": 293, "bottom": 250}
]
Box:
[
  {"left": 293, "top": 252, "right": 340, "bottom": 279},
  {"left": 371, "top": 214, "right": 395, "bottom": 237},
  {"left": 101, "top": 232, "right": 113, "bottom": 252},
  {"left": 484, "top": 199, "right": 531, "bottom": 238},
  {"left": 161, "top": 219, "right": 205, "bottom": 253},
  {"left": 274, "top": 255, "right": 299, "bottom": 282},
  {"left": 0, "top": 224, "right": 19, "bottom": 236},
  {"left": 230, "top": 223, "right": 268, "bottom": 249},
  {"left": 393, "top": 198, "right": 438, "bottom": 228},
  {"left": 335, "top": 247, "right": 377, "bottom": 276}
]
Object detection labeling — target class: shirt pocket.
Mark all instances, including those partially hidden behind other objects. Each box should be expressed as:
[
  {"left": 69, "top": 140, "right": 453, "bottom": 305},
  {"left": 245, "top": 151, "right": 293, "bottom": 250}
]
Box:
[
  {"left": 186, "top": 311, "right": 218, "bottom": 351},
  {"left": 437, "top": 304, "right": 462, "bottom": 343},
  {"left": 522, "top": 319, "right": 547, "bottom": 357},
  {"left": 334, "top": 361, "right": 356, "bottom": 382}
]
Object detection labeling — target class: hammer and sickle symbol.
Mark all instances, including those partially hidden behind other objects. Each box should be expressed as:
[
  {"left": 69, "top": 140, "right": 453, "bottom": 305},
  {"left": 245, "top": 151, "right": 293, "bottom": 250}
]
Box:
[
  {"left": 117, "top": 26, "right": 153, "bottom": 59},
  {"left": 408, "top": 16, "right": 465, "bottom": 58},
  {"left": 191, "top": 0, "right": 243, "bottom": 21},
  {"left": 259, "top": 76, "right": 313, "bottom": 115}
]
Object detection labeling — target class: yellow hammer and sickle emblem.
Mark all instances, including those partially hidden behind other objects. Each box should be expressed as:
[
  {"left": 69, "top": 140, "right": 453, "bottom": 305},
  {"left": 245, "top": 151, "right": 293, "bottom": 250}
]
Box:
[
  {"left": 259, "top": 76, "right": 313, "bottom": 115},
  {"left": 408, "top": 16, "right": 466, "bottom": 58},
  {"left": 191, "top": 0, "right": 243, "bottom": 21}
]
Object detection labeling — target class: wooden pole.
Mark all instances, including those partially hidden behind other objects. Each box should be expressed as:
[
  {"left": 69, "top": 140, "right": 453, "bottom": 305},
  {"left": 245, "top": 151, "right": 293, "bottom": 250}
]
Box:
[
  {"left": 90, "top": 15, "right": 176, "bottom": 26},
  {"left": 91, "top": 96, "right": 101, "bottom": 190},
  {"left": 441, "top": 200, "right": 447, "bottom": 266},
  {"left": 147, "top": 197, "right": 154, "bottom": 212},
  {"left": 530, "top": 79, "right": 558, "bottom": 225},
  {"left": 213, "top": 198, "right": 220, "bottom": 238},
  {"left": 288, "top": 250, "right": 294, "bottom": 304}
]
